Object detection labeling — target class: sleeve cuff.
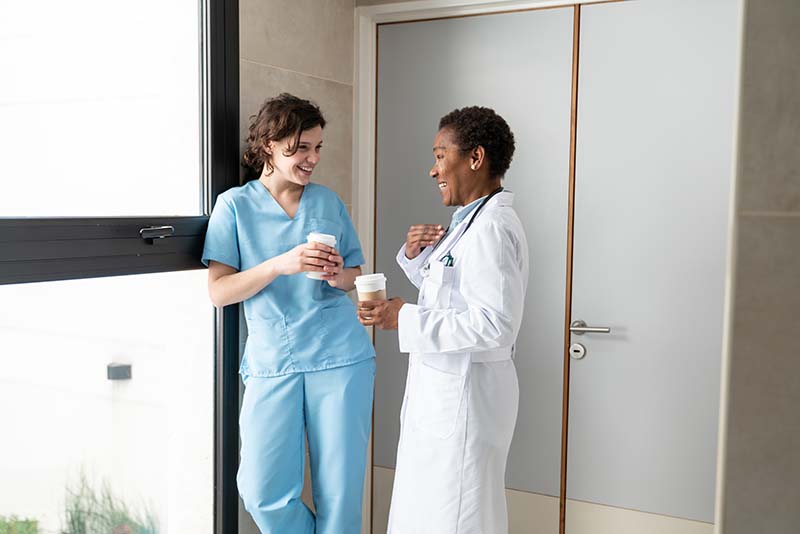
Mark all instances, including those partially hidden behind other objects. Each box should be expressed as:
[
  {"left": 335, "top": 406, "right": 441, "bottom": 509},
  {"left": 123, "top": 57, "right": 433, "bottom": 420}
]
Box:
[
  {"left": 343, "top": 252, "right": 366, "bottom": 269},
  {"left": 201, "top": 254, "right": 240, "bottom": 270},
  {"left": 397, "top": 303, "right": 420, "bottom": 353},
  {"left": 395, "top": 244, "right": 428, "bottom": 272}
]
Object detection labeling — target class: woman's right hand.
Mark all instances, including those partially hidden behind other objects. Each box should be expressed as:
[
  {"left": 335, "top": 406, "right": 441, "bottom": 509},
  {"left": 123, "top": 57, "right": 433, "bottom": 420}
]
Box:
[
  {"left": 405, "top": 224, "right": 445, "bottom": 259},
  {"left": 274, "top": 242, "right": 337, "bottom": 276}
]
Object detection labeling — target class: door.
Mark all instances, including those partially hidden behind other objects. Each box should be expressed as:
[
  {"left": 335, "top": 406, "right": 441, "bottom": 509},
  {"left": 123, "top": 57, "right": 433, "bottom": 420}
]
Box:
[
  {"left": 565, "top": 0, "right": 741, "bottom": 531},
  {"left": 374, "top": 7, "right": 575, "bottom": 533}
]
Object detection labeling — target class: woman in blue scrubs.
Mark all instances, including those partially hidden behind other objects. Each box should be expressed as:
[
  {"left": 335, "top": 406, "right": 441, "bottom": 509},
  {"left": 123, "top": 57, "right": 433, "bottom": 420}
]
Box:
[{"left": 202, "top": 93, "right": 375, "bottom": 534}]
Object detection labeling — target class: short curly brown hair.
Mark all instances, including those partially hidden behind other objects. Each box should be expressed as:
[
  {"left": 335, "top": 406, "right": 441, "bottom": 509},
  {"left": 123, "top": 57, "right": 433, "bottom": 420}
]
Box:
[
  {"left": 242, "top": 93, "right": 326, "bottom": 181},
  {"left": 438, "top": 106, "right": 515, "bottom": 179}
]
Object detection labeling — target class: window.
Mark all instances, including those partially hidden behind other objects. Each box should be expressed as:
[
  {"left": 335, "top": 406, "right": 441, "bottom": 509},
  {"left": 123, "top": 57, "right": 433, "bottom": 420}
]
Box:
[
  {"left": 0, "top": 272, "right": 213, "bottom": 533},
  {"left": 0, "top": 1, "right": 202, "bottom": 217},
  {"left": 0, "top": 1, "right": 240, "bottom": 532}
]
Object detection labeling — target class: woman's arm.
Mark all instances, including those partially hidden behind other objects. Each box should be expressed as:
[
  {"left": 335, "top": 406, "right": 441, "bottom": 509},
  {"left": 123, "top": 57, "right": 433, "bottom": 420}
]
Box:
[
  {"left": 395, "top": 224, "right": 446, "bottom": 289},
  {"left": 207, "top": 241, "right": 337, "bottom": 307},
  {"left": 395, "top": 220, "right": 525, "bottom": 354},
  {"left": 207, "top": 259, "right": 279, "bottom": 308},
  {"left": 360, "top": 218, "right": 526, "bottom": 354},
  {"left": 323, "top": 265, "right": 361, "bottom": 292}
]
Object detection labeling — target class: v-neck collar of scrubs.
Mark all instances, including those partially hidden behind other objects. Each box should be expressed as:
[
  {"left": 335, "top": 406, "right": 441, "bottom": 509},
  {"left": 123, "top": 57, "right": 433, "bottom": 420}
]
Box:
[{"left": 256, "top": 179, "right": 307, "bottom": 220}]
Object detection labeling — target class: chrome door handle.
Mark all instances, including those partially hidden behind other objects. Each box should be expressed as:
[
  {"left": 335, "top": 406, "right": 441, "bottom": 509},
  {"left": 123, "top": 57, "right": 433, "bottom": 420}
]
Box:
[{"left": 570, "top": 320, "right": 611, "bottom": 335}]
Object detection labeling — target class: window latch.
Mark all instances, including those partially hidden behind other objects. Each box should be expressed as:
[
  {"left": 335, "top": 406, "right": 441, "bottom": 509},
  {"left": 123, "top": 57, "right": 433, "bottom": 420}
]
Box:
[{"left": 139, "top": 225, "right": 175, "bottom": 243}]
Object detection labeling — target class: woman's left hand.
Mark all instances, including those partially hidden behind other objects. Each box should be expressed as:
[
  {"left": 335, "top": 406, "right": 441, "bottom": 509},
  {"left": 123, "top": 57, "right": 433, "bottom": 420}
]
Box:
[
  {"left": 320, "top": 249, "right": 345, "bottom": 287},
  {"left": 357, "top": 297, "right": 405, "bottom": 330}
]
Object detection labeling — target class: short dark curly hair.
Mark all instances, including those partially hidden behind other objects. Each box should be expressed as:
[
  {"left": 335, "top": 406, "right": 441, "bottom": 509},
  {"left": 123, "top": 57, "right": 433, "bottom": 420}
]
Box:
[
  {"left": 242, "top": 93, "right": 326, "bottom": 181},
  {"left": 438, "top": 106, "right": 515, "bottom": 179}
]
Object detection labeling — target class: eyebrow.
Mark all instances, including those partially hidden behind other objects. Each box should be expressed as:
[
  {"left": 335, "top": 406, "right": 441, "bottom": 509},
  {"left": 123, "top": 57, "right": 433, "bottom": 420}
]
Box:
[{"left": 432, "top": 146, "right": 447, "bottom": 152}]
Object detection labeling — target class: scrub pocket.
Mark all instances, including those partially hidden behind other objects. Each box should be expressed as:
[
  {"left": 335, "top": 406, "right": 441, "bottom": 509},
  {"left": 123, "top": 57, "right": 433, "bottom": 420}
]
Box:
[
  {"left": 242, "top": 316, "right": 291, "bottom": 375},
  {"left": 318, "top": 304, "right": 353, "bottom": 358},
  {"left": 412, "top": 362, "right": 467, "bottom": 439},
  {"left": 420, "top": 261, "right": 454, "bottom": 309}
]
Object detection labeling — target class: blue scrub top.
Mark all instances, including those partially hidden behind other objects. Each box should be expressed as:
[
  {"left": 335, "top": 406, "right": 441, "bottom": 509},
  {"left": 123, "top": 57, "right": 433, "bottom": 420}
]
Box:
[{"left": 202, "top": 180, "right": 375, "bottom": 377}]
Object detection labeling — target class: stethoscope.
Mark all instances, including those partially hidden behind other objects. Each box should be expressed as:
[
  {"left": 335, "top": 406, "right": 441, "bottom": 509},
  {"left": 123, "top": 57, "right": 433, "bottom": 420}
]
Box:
[{"left": 427, "top": 186, "right": 504, "bottom": 268}]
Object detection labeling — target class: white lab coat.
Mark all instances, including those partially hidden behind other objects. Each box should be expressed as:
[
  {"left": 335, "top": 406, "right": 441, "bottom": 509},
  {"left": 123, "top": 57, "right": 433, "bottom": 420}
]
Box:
[{"left": 388, "top": 191, "right": 529, "bottom": 534}]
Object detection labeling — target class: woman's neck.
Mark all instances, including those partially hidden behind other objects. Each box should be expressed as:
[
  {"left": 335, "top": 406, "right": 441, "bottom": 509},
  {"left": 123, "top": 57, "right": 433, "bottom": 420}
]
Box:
[
  {"left": 260, "top": 173, "right": 303, "bottom": 200},
  {"left": 462, "top": 180, "right": 502, "bottom": 206},
  {"left": 259, "top": 172, "right": 305, "bottom": 218}
]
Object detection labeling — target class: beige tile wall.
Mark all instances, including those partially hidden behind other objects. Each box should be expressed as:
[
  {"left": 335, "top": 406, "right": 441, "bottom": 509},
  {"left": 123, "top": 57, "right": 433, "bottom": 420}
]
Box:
[
  {"left": 721, "top": 1, "right": 800, "bottom": 533},
  {"left": 355, "top": 0, "right": 405, "bottom": 5},
  {"left": 239, "top": 0, "right": 355, "bottom": 204}
]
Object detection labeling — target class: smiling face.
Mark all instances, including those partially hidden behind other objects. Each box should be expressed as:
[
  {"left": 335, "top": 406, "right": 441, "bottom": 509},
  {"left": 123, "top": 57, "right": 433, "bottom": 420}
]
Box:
[
  {"left": 267, "top": 125, "right": 323, "bottom": 186},
  {"left": 430, "top": 128, "right": 479, "bottom": 207}
]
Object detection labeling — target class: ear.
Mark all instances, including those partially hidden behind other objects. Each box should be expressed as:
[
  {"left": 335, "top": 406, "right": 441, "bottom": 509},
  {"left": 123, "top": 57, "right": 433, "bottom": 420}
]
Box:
[{"left": 470, "top": 145, "right": 486, "bottom": 171}]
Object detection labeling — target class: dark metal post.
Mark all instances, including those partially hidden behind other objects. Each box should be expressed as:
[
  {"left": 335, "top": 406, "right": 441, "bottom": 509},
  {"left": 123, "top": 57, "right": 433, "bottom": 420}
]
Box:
[{"left": 209, "top": 0, "right": 240, "bottom": 532}]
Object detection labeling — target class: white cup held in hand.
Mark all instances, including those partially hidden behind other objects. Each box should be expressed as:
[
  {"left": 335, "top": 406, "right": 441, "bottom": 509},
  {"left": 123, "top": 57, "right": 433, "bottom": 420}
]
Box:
[
  {"left": 306, "top": 232, "right": 337, "bottom": 280},
  {"left": 355, "top": 273, "right": 387, "bottom": 301}
]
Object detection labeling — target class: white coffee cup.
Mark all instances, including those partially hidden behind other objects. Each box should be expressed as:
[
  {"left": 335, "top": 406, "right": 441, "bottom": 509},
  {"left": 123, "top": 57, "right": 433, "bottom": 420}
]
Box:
[
  {"left": 306, "top": 232, "right": 337, "bottom": 280},
  {"left": 355, "top": 273, "right": 387, "bottom": 301}
]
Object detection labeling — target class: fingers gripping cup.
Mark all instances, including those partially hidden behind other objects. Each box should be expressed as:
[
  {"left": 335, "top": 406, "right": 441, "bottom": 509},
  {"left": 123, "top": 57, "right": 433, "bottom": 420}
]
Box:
[
  {"left": 306, "top": 232, "right": 337, "bottom": 280},
  {"left": 355, "top": 273, "right": 387, "bottom": 301}
]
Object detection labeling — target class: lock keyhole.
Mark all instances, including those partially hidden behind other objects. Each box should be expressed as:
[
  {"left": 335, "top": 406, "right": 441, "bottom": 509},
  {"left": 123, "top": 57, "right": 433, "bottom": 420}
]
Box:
[{"left": 569, "top": 343, "right": 586, "bottom": 360}]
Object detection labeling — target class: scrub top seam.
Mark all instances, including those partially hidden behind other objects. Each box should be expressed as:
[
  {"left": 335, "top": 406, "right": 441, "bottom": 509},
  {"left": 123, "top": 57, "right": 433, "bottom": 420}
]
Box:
[{"left": 241, "top": 353, "right": 375, "bottom": 378}]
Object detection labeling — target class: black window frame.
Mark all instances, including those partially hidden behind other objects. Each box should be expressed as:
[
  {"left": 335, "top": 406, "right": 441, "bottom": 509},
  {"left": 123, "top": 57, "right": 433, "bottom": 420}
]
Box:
[{"left": 0, "top": 1, "right": 240, "bottom": 532}]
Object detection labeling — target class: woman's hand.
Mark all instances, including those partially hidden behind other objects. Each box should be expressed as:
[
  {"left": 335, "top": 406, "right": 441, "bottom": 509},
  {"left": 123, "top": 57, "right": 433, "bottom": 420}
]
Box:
[
  {"left": 320, "top": 249, "right": 346, "bottom": 288},
  {"left": 274, "top": 242, "right": 336, "bottom": 276},
  {"left": 405, "top": 224, "right": 445, "bottom": 259},
  {"left": 357, "top": 297, "right": 405, "bottom": 330}
]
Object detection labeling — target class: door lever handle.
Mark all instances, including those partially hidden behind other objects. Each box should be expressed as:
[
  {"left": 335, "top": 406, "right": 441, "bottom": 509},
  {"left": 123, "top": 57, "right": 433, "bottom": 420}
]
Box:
[{"left": 570, "top": 320, "right": 611, "bottom": 335}]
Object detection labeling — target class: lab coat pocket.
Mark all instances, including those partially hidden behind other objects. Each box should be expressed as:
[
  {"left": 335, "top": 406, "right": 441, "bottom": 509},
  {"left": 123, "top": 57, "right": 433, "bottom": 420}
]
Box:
[
  {"left": 421, "top": 261, "right": 454, "bottom": 309},
  {"left": 413, "top": 362, "right": 466, "bottom": 439}
]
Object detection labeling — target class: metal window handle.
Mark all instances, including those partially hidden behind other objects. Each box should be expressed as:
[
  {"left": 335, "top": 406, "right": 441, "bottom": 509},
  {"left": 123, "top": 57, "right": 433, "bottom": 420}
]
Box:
[
  {"left": 570, "top": 319, "right": 611, "bottom": 335},
  {"left": 139, "top": 225, "right": 175, "bottom": 240}
]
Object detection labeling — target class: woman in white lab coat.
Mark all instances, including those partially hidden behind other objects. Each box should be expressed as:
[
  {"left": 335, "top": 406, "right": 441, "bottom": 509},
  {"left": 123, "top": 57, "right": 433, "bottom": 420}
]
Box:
[{"left": 358, "top": 106, "right": 529, "bottom": 534}]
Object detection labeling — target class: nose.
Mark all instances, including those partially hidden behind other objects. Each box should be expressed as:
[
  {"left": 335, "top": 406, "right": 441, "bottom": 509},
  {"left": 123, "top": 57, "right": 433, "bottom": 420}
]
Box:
[
  {"left": 307, "top": 152, "right": 320, "bottom": 165},
  {"left": 429, "top": 165, "right": 437, "bottom": 178}
]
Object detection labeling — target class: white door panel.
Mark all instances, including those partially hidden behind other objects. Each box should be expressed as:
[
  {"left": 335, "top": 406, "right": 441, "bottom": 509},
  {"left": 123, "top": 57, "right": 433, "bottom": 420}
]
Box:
[{"left": 567, "top": 0, "right": 740, "bottom": 525}]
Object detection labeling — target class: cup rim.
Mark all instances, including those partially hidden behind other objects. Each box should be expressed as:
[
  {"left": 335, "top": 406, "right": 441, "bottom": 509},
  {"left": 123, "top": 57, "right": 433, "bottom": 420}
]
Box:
[
  {"left": 355, "top": 273, "right": 386, "bottom": 284},
  {"left": 307, "top": 232, "right": 337, "bottom": 245}
]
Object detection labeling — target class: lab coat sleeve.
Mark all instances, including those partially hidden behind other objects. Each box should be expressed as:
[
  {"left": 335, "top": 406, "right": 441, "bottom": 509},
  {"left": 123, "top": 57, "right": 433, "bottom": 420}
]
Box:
[
  {"left": 395, "top": 243, "right": 431, "bottom": 289},
  {"left": 397, "top": 218, "right": 525, "bottom": 354}
]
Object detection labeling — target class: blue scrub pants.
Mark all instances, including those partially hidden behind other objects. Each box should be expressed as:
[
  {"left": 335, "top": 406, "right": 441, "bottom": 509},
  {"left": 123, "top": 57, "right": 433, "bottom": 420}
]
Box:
[{"left": 238, "top": 358, "right": 375, "bottom": 534}]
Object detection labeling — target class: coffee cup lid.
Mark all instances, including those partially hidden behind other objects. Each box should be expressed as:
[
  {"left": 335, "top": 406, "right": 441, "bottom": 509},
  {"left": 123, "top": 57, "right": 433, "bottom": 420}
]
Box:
[
  {"left": 355, "top": 273, "right": 386, "bottom": 284},
  {"left": 307, "top": 232, "right": 337, "bottom": 246}
]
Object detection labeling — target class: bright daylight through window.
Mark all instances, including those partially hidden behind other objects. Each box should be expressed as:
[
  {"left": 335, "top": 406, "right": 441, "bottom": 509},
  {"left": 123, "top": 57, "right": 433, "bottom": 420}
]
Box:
[{"left": 0, "top": 1, "right": 214, "bottom": 533}]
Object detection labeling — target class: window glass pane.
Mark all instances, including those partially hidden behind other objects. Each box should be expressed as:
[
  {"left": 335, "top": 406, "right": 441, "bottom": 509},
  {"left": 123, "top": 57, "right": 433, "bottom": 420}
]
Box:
[
  {"left": 0, "top": 271, "right": 213, "bottom": 533},
  {"left": 0, "top": 1, "right": 202, "bottom": 217}
]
